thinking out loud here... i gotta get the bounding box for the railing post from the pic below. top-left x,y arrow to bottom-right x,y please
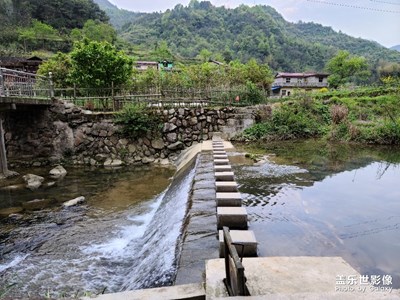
73,83 -> 77,102
48,72 -> 55,99
0,115 -> 9,177
112,81 -> 115,111
0,69 -> 5,97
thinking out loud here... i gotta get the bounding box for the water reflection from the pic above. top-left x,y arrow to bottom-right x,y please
233,140 -> 400,288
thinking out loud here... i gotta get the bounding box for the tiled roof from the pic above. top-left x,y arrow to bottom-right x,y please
275,72 -> 329,78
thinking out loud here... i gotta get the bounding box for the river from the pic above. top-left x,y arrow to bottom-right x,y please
233,140 -> 400,289
1,140 -> 399,297
0,162 -> 195,298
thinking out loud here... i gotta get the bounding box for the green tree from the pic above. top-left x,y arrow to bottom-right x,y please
18,19 -> 61,50
152,40 -> 174,61
326,50 -> 370,88
198,48 -> 212,62
70,39 -> 133,89
37,52 -> 72,88
81,19 -> 116,43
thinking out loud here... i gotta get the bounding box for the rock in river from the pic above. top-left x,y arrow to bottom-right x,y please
63,196 -> 85,208
49,165 -> 67,179
23,174 -> 45,191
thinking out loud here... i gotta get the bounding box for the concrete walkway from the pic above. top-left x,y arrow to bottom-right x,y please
206,257 -> 400,299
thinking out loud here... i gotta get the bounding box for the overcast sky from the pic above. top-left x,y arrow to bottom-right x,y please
108,0 -> 400,48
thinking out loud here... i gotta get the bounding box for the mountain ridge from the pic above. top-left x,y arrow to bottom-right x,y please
391,45 -> 400,52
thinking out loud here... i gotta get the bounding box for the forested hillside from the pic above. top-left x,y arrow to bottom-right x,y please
102,0 -> 399,72
93,0 -> 140,29
0,0 -> 108,54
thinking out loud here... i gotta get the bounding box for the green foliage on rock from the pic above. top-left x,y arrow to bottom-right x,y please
70,39 -> 133,89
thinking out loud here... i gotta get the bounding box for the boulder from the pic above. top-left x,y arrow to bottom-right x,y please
142,157 -> 155,164
163,123 -> 177,133
159,159 -> 170,165
167,141 -> 184,150
23,174 -> 45,191
128,144 -> 137,153
49,165 -> 67,179
104,158 -> 123,167
63,196 -> 85,208
167,133 -> 178,143
151,139 -> 165,150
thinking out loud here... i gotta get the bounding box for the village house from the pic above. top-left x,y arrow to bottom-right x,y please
0,56 -> 43,73
271,72 -> 329,97
135,60 -> 174,71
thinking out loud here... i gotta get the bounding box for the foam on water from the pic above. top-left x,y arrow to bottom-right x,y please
0,254 -> 29,273
82,191 -> 166,256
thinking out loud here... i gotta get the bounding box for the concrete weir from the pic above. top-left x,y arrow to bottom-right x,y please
83,138 -> 400,300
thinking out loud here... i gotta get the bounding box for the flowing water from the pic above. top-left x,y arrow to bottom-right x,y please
233,140 -> 400,289
0,162 -> 195,298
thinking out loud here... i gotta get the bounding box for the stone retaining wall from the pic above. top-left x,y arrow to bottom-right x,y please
4,102 -> 255,167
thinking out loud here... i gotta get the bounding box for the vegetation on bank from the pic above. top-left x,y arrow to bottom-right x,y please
241,86 -> 400,145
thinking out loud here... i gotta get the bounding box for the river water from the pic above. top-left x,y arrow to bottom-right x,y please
1,140 -> 399,297
0,162 -> 195,298
233,140 -> 400,289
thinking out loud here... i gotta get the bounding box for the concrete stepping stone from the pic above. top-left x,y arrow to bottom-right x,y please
215,171 -> 235,181
214,165 -> 232,172
218,230 -> 257,257
214,159 -> 230,165
215,181 -> 238,192
217,207 -> 248,229
213,154 -> 228,159
213,146 -> 225,150
213,150 -> 226,155
216,192 -> 242,207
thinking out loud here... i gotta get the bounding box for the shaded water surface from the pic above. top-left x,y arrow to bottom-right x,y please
233,140 -> 400,288
0,163 -> 196,298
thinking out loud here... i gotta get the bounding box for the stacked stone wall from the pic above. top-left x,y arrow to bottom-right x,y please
4,102 -> 247,167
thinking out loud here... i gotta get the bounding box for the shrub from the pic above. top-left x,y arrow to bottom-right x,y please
330,104 -> 349,124
243,100 -> 326,140
114,104 -> 161,139
355,120 -> 400,144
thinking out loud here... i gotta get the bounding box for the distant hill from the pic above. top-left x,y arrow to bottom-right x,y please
391,45 -> 400,52
102,1 -> 400,72
93,0 -> 140,30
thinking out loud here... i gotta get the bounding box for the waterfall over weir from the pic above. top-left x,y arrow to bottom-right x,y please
0,160 -> 196,297
120,159 -> 196,290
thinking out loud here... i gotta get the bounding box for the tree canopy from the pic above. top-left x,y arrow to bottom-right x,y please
326,50 -> 370,88
70,39 -> 133,89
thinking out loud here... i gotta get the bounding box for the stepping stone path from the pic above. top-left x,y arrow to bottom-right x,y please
212,139 -> 258,258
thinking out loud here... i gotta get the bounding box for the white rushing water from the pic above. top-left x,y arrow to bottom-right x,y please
0,162 -> 196,297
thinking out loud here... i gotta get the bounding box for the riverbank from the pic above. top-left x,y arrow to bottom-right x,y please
238,86 -> 400,145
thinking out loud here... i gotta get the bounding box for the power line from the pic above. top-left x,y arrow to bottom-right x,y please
370,0 -> 400,5
306,0 -> 400,13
